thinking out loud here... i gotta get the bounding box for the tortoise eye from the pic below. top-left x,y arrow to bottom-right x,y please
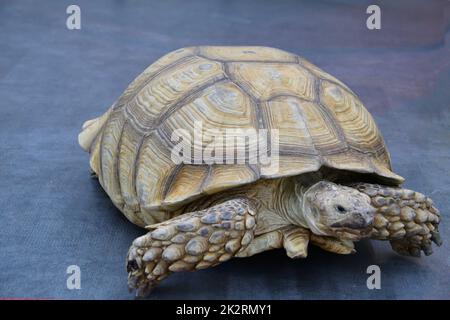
336,205 -> 347,214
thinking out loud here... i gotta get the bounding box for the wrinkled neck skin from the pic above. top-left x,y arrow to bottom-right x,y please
276,177 -> 323,233
276,178 -> 309,228
264,175 -> 334,236
249,176 -> 321,234
181,175 -> 322,235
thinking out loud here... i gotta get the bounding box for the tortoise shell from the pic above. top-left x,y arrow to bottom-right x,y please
80,46 -> 404,227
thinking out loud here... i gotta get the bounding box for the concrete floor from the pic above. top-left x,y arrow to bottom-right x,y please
0,0 -> 449,299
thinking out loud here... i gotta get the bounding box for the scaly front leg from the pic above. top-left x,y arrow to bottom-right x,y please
352,183 -> 442,257
126,198 -> 257,297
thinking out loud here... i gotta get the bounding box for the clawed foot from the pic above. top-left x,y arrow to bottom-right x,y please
126,198 -> 256,297
353,183 -> 442,257
390,230 -> 442,257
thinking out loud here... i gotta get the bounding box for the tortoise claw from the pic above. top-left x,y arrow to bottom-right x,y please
431,230 -> 443,246
356,183 -> 442,257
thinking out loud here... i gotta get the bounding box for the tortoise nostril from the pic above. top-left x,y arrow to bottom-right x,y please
356,212 -> 374,227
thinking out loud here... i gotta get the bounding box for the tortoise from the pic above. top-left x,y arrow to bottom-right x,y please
78,46 -> 442,297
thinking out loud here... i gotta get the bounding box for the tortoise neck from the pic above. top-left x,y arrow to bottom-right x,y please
277,178 -> 310,228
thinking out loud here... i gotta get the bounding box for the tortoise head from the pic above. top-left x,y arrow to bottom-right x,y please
301,181 -> 376,240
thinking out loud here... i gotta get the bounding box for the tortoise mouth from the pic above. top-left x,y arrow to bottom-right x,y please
332,226 -> 373,240
329,211 -> 375,240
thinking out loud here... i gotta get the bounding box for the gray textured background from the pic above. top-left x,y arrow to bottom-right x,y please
0,0 -> 449,299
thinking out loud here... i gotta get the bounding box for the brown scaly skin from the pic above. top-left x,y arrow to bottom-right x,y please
353,183 -> 442,256
127,198 -> 256,297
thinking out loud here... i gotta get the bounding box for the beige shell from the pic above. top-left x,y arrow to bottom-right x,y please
79,46 -> 404,227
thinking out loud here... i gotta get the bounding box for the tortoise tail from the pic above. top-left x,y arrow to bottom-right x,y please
78,107 -> 112,152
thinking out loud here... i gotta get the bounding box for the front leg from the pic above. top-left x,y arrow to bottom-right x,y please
235,230 -> 283,258
126,198 -> 257,297
282,227 -> 356,257
236,226 -> 355,259
236,226 -> 310,258
353,183 -> 442,256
